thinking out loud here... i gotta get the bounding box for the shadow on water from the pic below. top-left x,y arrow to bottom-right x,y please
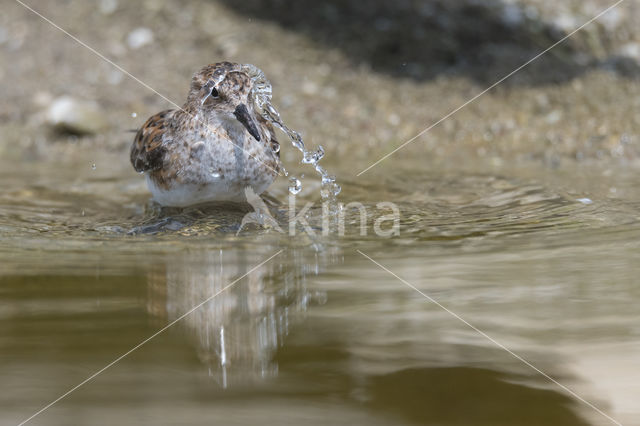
127,202 -> 254,235
274,342 -> 591,425
218,0 -> 640,84
367,367 -> 590,425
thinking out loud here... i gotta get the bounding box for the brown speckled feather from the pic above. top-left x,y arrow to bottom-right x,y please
130,109 -> 174,172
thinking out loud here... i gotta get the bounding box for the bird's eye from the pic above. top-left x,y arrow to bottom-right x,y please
210,87 -> 219,98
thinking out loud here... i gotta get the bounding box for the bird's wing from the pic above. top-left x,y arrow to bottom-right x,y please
130,109 -> 174,173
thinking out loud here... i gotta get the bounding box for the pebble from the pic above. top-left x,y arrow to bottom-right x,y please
618,43 -> 640,62
45,96 -> 107,135
107,69 -> 124,85
552,13 -> 577,32
302,80 -> 319,95
127,27 -> 154,50
99,0 -> 118,15
545,110 -> 562,124
598,7 -> 622,32
501,4 -> 524,28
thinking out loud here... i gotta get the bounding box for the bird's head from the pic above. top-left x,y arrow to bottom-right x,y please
187,62 -> 261,141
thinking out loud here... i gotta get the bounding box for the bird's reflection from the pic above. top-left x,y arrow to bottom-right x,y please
146,246 -> 330,387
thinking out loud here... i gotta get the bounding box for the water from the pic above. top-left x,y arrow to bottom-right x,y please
288,177 -> 302,195
242,64 -> 341,201
1,145 -> 639,425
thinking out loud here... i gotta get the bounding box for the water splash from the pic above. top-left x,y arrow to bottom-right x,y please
242,64 -> 341,202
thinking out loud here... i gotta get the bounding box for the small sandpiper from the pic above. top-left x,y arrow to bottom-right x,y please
130,62 -> 281,207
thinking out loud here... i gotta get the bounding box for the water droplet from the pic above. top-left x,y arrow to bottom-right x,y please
131,112 -> 137,118
321,175 -> 335,185
209,168 -> 221,178
302,146 -> 325,164
288,177 -> 302,195
91,163 -> 96,170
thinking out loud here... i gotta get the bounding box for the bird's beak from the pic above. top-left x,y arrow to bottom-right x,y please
233,104 -> 261,141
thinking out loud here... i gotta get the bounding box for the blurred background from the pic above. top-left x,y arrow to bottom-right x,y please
1,0 -> 639,166
1,1 -> 639,425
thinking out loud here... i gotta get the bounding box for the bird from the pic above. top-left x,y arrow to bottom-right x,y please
130,62 -> 281,207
